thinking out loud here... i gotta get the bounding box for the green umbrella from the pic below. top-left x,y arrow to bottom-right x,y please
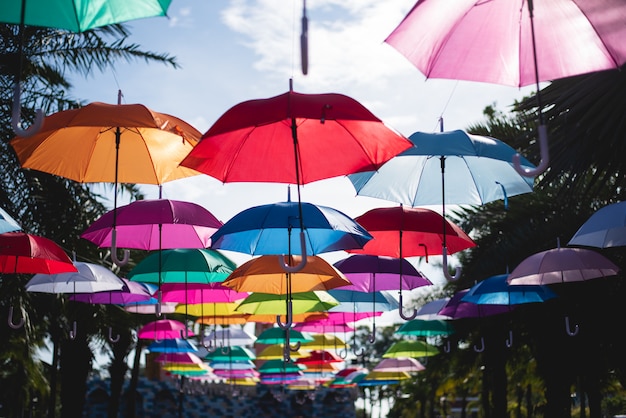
258,359 -> 306,374
204,346 -> 256,362
255,327 -> 314,345
128,248 -> 236,285
383,340 -> 439,359
395,319 -> 455,337
235,290 -> 339,315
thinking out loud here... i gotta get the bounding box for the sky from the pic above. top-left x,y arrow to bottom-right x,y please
68,1 -> 537,293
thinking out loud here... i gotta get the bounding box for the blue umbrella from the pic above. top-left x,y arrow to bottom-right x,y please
327,290 -> 399,313
147,338 -> 198,353
0,206 -> 20,233
210,200 -> 372,257
461,274 -> 557,306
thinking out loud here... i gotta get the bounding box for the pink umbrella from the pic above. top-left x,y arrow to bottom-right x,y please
137,319 -> 195,340
69,278 -> 152,304
81,198 -> 222,251
293,321 -> 354,334
159,282 -> 248,304
373,357 -> 425,373
154,352 -> 204,365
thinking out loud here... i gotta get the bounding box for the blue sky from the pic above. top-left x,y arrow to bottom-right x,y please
68,0 -> 536,286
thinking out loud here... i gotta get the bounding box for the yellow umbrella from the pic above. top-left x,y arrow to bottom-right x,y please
175,302 -> 240,317
300,333 -> 346,351
195,314 -> 250,326
235,291 -> 339,315
256,344 -> 307,360
162,362 -> 211,372
222,255 -> 351,294
246,312 -> 328,324
364,370 -> 412,382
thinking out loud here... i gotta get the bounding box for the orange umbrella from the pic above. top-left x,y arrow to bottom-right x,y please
222,255 -> 351,294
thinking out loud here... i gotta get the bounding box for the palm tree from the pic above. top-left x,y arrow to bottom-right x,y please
1,22 -> 178,417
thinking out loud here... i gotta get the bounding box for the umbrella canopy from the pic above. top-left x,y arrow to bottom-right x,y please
222,254 -> 351,294
209,359 -> 256,370
81,199 -> 222,250
373,357 -> 425,373
296,350 -> 344,366
507,247 -> 620,285
359,370 -> 411,385
439,290 -> 511,319
154,352 -> 204,365
256,344 -> 307,361
147,338 -> 198,353
69,278 -> 152,304
210,200 -> 372,256
414,298 -> 452,321
348,130 -> 535,207
10,101 -> 201,185
347,206 -> 476,258
384,0 -> 626,88
396,319 -> 455,337
328,290 -> 398,313
235,291 -> 339,316
137,319 -> 195,340
2,0 -> 171,32
203,327 -> 256,347
568,201 -> 626,248
128,248 -> 236,284
462,274 -> 558,306
179,84 -> 412,185
0,232 -> 76,274
333,254 -> 432,292
258,359 -> 306,374
293,321 -> 354,334
0,207 -> 20,234
255,328 -> 313,345
300,334 -> 346,351
383,340 -> 439,359
204,346 -> 256,362
26,261 -> 124,294
175,302 -> 240,317
160,282 -> 248,304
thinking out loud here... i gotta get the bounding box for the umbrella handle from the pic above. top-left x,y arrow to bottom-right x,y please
110,230 -> 130,267
368,330 -> 376,344
276,298 -> 294,330
353,346 -> 366,357
505,330 -> 513,348
69,321 -> 77,340
300,0 -> 308,75
473,337 -> 485,353
108,327 -> 120,343
443,340 -> 451,353
337,346 -> 348,359
7,306 -> 25,329
565,316 -> 579,336
12,83 -> 44,137
398,293 -> 417,321
279,232 -> 307,273
289,341 -> 301,352
513,124 -> 549,177
442,247 -> 462,281
221,346 -> 231,355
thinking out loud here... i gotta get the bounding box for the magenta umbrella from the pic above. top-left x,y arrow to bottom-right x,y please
159,282 -> 248,304
137,319 -> 195,340
81,198 -> 222,250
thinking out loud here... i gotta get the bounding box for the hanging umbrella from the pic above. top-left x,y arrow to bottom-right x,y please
4,1 -> 172,136
0,207 -> 21,234
68,278 -> 152,304
568,201 -> 626,248
25,261 -> 124,294
174,302 -> 240,317
373,357 -> 425,374
81,199 -> 222,250
202,326 -> 256,348
383,340 -> 439,359
328,290 -> 398,313
154,352 -> 204,365
258,360 -> 306,375
358,370 -> 412,386
160,282 -> 248,304
204,346 -> 256,362
147,338 -> 198,354
137,319 -> 195,341
222,254 -> 351,294
235,291 -> 340,319
414,298 -> 452,321
0,231 -> 77,274
293,321 -> 354,334
256,344 -> 307,361
396,319 -> 455,337
346,205 -> 475,317
11,97 -> 202,266
384,1 -> 626,177
255,327 -> 314,345
439,290 -> 511,320
300,334 -> 347,351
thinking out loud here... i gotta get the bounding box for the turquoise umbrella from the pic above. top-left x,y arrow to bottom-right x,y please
396,319 -> 455,337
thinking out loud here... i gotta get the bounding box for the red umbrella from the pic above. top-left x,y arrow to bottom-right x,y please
347,206 -> 475,319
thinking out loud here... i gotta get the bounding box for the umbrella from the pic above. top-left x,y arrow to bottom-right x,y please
204,346 -> 256,362
568,201 -> 626,248
137,319 -> 195,341
258,360 -> 306,375
414,298 -> 452,321
236,291 -> 339,316
11,97 -> 202,266
384,1 -> 626,177
255,327 -> 313,345
68,278 -> 152,305
256,344 -> 307,361
396,319 -> 455,337
328,290 -> 398,313
0,207 -> 20,233
81,199 -> 222,250
154,352 -> 204,365
296,350 -> 343,366
0,231 -> 76,275
221,254 -> 351,294
26,261 -> 124,294
300,334 -> 346,351
4,1 -> 172,136
507,246 -> 620,335
347,206 -> 475,317
373,357 -> 425,373
202,326 -> 256,349
383,340 -> 439,359
439,290 -> 511,320
147,338 -> 198,354
160,282 -> 248,304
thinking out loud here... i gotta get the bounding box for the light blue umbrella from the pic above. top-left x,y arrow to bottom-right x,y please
461,274 -> 557,306
327,290 -> 398,313
0,207 -> 20,233
348,129 -> 535,208
568,201 -> 626,248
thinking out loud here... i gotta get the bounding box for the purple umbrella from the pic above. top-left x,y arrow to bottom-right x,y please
69,278 -> 152,304
81,198 -> 223,251
439,289 -> 511,320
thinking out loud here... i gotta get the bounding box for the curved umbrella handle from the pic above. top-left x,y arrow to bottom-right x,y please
12,83 -> 44,137
155,290 -> 163,318
443,340 -> 451,353
289,341 -> 301,352
279,232 -> 307,273
69,321 -> 77,340
110,230 -> 130,267
419,244 -> 428,263
398,292 -> 417,321
276,298 -> 294,330
300,0 -> 308,75
565,316 -> 579,336
337,346 -> 348,359
7,306 -> 25,329
442,247 -> 462,281
505,330 -> 513,348
108,327 -> 120,343
353,346 -> 366,357
368,331 -> 376,344
513,124 -> 549,177
473,337 -> 485,353
221,346 -> 231,355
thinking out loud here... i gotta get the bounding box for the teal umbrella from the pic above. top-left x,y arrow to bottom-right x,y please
395,319 -> 455,337
204,346 -> 256,362
258,359 -> 306,374
255,327 -> 314,345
